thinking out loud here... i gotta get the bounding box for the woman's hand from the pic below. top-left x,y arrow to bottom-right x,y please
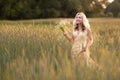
82,46 -> 88,52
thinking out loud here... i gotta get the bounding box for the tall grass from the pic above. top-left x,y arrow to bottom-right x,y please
0,18 -> 120,80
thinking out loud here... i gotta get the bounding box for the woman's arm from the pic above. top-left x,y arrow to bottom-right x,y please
85,28 -> 93,50
63,31 -> 74,43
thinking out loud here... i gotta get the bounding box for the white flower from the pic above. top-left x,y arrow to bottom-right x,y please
55,19 -> 70,32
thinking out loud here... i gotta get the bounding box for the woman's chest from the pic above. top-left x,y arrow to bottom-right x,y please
73,30 -> 87,38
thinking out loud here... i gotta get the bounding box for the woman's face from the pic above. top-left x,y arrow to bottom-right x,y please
75,14 -> 83,24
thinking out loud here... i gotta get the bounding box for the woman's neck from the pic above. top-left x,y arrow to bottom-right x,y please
77,24 -> 82,30
75,23 -> 85,32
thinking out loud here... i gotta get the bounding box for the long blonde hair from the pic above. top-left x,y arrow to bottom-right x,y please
73,12 -> 90,31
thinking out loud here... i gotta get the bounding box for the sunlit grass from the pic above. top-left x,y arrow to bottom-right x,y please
0,18 -> 120,80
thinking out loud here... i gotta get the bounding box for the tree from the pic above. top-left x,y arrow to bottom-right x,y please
39,0 -> 61,18
58,0 -> 83,17
80,0 -> 107,17
0,0 -> 113,19
0,0 -> 41,19
105,0 -> 120,17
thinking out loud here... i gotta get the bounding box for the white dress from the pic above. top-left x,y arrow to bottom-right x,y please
71,29 -> 99,69
71,29 -> 87,56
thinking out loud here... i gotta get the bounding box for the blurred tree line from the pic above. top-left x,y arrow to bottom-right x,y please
105,0 -> 120,17
0,0 -> 119,20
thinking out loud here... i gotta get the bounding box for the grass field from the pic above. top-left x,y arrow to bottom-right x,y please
0,18 -> 120,80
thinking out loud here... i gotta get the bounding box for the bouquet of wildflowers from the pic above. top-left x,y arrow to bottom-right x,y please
56,20 -> 70,32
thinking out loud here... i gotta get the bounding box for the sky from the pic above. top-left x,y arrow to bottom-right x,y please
109,0 -> 114,3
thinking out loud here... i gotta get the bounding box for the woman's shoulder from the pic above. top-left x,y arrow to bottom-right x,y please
86,27 -> 91,31
86,27 -> 92,35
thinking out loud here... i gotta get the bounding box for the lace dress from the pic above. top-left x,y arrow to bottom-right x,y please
71,29 -> 99,69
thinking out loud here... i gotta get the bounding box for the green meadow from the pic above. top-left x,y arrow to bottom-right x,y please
0,18 -> 120,80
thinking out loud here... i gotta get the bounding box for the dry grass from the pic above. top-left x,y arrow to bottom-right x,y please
0,18 -> 120,80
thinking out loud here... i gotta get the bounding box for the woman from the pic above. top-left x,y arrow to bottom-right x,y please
63,12 -> 99,70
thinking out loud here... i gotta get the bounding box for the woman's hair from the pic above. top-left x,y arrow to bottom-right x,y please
73,12 -> 90,31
